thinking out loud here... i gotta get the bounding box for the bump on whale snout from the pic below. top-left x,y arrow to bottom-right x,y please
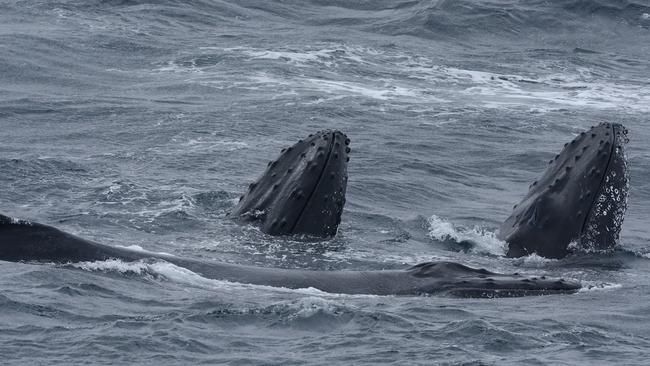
231,130 -> 350,238
499,123 -> 629,258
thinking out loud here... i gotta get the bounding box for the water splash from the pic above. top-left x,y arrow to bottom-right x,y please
510,253 -> 558,268
70,259 -> 157,276
578,282 -> 622,292
427,215 -> 506,256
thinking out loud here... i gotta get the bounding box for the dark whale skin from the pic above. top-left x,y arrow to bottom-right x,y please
500,123 -> 629,259
231,130 -> 349,238
0,215 -> 580,298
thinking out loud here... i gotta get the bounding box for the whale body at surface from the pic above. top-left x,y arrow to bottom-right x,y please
0,214 -> 580,297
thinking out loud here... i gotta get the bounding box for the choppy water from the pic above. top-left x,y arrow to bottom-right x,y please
1,1 -> 650,364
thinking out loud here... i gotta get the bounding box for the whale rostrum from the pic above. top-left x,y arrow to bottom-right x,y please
499,123 -> 629,258
231,130 -> 349,238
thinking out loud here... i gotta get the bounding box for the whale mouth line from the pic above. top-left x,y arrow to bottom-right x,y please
500,122 -> 629,259
290,133 -> 335,234
231,129 -> 349,237
580,124 -> 617,237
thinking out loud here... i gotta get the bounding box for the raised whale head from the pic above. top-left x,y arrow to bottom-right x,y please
499,123 -> 629,258
231,130 -> 349,238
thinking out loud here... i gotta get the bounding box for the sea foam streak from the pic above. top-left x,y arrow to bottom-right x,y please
158,44 -> 650,112
68,259 -> 381,298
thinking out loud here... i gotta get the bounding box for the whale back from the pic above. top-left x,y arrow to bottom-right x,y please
0,214 -> 581,297
0,214 -> 144,263
499,123 -> 629,258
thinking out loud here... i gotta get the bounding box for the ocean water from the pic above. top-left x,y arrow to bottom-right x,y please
1,0 -> 650,364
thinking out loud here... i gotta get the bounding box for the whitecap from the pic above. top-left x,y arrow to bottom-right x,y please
578,282 -> 622,293
69,259 -> 381,298
427,215 -> 506,256
510,253 -> 558,268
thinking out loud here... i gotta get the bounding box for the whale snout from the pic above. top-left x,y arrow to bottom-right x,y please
232,130 -> 350,238
500,123 -> 629,258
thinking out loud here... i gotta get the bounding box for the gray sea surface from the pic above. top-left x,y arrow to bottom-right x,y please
1,0 -> 650,364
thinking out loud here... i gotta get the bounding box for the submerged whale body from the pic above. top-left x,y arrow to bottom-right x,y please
499,123 -> 629,259
231,130 -> 349,238
0,214 -> 580,297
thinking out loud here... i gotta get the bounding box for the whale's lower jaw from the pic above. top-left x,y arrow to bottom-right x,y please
0,214 -> 580,297
500,123 -> 629,259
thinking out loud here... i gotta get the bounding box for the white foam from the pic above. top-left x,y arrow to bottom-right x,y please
578,282 -> 622,293
70,259 -> 259,290
113,245 -> 175,257
510,253 -> 558,268
228,48 -> 328,66
304,78 -> 419,100
288,297 -> 351,319
69,259 -> 382,298
246,72 -> 431,102
183,138 -> 248,151
153,60 -> 205,74
115,244 -> 145,252
217,45 -> 378,68
427,215 -> 506,256
155,43 -> 650,112
99,180 -> 148,205
127,193 -> 195,222
71,259 -> 153,275
399,59 -> 650,112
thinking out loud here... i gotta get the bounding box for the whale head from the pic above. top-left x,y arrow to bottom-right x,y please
499,123 -> 629,258
408,262 -> 581,297
231,130 -> 349,238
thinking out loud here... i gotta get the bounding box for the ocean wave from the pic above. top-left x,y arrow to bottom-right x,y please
0,157 -> 90,176
359,0 -> 650,39
155,43 -> 650,112
8,0 -> 650,44
68,258 -> 385,298
563,0 -> 650,25
199,296 -> 355,323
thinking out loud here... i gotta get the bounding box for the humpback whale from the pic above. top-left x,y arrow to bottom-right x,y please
0,214 -> 579,297
499,123 -> 629,258
0,129 -> 590,297
231,130 -> 349,238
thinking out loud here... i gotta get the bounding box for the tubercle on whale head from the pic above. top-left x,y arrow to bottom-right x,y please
231,130 -> 350,238
499,123 -> 629,259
